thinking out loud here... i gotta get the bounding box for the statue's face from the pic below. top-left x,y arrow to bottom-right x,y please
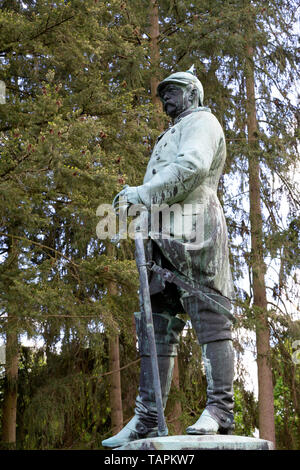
160,83 -> 197,119
160,84 -> 185,119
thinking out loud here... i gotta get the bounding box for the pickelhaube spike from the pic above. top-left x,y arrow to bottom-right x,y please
186,65 -> 196,76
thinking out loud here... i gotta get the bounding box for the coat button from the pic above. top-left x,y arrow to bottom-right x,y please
156,156 -> 160,160
152,169 -> 156,174
171,128 -> 175,133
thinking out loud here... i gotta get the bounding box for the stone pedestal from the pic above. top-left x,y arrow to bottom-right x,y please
117,435 -> 274,451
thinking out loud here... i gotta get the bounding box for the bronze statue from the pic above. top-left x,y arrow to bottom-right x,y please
102,66 -> 235,448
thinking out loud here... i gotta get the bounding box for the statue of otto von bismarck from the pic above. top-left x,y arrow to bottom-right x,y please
102,66 -> 235,448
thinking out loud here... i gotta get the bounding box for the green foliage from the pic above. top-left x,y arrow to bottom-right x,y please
233,383 -> 257,436
272,338 -> 300,450
14,343 -> 108,449
0,0 -> 151,344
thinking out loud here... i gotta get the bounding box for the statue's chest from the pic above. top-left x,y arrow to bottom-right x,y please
144,126 -> 181,182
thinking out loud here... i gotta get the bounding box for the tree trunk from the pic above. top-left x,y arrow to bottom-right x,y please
1,326 -> 19,447
149,0 -> 163,130
1,232 -> 19,448
108,334 -> 123,434
107,244 -> 123,434
245,44 -> 276,446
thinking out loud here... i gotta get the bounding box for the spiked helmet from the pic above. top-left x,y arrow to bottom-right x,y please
157,65 -> 204,106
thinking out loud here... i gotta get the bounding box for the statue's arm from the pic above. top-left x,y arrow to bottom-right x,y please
136,114 -> 220,207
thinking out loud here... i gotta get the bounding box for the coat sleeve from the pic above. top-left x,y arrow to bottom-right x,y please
136,112 -> 221,208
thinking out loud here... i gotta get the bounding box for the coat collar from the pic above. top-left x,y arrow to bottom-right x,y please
173,106 -> 211,124
155,106 -> 211,143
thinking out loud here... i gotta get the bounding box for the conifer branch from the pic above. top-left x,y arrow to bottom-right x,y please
28,15 -> 76,41
0,232 -> 79,268
94,358 -> 141,379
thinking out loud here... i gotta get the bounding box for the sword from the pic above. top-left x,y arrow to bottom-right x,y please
134,230 -> 168,437
111,192 -> 168,437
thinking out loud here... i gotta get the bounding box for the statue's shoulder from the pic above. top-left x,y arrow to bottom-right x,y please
184,107 -> 217,123
198,106 -> 212,113
183,107 -> 223,132
194,107 -> 218,121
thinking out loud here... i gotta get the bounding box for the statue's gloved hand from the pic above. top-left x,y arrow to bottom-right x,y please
112,185 -> 142,215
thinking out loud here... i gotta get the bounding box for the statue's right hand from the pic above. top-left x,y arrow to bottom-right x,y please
112,185 -> 129,215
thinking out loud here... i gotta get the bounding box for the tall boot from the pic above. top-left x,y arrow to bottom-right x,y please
186,339 -> 235,435
181,294 -> 235,435
101,312 -> 185,448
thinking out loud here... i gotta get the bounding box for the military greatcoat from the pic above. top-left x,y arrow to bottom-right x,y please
134,106 -> 234,301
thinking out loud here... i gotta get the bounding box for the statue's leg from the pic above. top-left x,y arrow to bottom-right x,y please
101,311 -> 185,448
181,294 -> 235,435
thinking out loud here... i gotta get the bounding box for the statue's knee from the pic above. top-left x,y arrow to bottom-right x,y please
134,311 -> 185,356
181,295 -> 233,345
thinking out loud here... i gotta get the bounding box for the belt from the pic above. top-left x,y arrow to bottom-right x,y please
144,261 -> 236,324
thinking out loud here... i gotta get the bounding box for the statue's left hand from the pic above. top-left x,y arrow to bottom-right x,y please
112,185 -> 141,215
